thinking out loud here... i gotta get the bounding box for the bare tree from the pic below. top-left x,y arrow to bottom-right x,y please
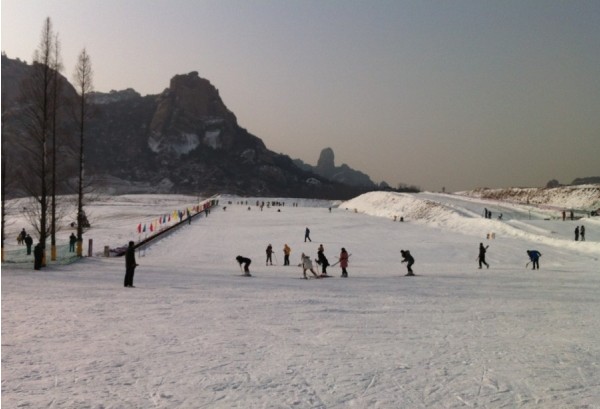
17,17 -> 57,266
73,48 -> 93,257
50,33 -> 63,261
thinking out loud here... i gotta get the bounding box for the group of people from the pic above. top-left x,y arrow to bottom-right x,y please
574,225 -> 586,241
236,243 -> 351,279
480,243 -> 544,270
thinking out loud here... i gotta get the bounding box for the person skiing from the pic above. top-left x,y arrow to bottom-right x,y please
124,241 -> 138,287
574,226 -> 579,241
317,244 -> 330,276
400,250 -> 415,276
301,253 -> 319,279
478,243 -> 489,269
283,244 -> 291,266
526,250 -> 542,270
266,244 -> 274,265
580,225 -> 585,241
236,255 -> 252,276
69,233 -> 77,253
339,247 -> 349,277
304,227 -> 311,242
24,234 -> 33,255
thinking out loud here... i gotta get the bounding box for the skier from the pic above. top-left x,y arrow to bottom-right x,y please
124,241 -> 138,287
478,243 -> 489,269
339,247 -> 349,277
266,244 -> 273,265
283,244 -> 291,266
574,226 -> 579,241
580,225 -> 585,241
301,253 -> 319,279
526,250 -> 542,270
317,244 -> 330,276
24,234 -> 33,255
400,250 -> 415,276
236,255 -> 252,276
304,227 -> 312,242
69,233 -> 77,252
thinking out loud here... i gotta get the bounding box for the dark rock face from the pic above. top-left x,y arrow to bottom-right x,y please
297,148 -> 377,189
2,56 -> 368,199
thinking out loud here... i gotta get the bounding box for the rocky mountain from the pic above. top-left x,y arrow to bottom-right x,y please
1,55 -> 369,199
294,147 -> 378,189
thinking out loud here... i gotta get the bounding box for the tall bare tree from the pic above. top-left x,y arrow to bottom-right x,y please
18,17 -> 57,266
73,48 -> 93,257
50,33 -> 63,261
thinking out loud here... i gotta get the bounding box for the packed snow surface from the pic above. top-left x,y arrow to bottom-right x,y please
2,191 -> 599,408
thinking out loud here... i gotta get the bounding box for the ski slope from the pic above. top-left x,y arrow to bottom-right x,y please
2,191 -> 599,408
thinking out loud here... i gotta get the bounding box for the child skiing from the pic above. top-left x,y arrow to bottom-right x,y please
317,244 -> 330,276
526,250 -> 542,270
301,253 -> 319,279
400,249 -> 415,276
236,256 -> 252,276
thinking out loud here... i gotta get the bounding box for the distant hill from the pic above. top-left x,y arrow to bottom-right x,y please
1,55 -> 371,199
293,147 -> 378,189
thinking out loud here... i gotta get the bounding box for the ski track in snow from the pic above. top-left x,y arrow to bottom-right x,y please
2,192 -> 600,408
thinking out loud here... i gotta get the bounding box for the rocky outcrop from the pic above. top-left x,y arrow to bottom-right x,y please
2,56 -> 368,199
296,147 -> 377,188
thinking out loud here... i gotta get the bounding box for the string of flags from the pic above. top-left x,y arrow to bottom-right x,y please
135,199 -> 217,235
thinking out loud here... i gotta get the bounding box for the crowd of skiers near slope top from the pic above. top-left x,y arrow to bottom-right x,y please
237,241 -> 351,279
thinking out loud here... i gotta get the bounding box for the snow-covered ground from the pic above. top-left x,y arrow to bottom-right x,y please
2,191 -> 599,408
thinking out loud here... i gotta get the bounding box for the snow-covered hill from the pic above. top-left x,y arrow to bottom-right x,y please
2,191 -> 599,408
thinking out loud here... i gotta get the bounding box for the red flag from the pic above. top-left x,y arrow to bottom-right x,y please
137,223 -> 141,233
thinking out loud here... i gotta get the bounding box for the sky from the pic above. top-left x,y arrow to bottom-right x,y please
2,0 -> 599,192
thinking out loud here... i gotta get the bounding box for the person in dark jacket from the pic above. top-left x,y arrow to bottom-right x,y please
580,225 -> 585,241
317,244 -> 330,276
478,243 -> 489,269
236,255 -> 252,276
339,248 -> 349,277
124,241 -> 138,287
33,242 -> 43,270
69,233 -> 77,252
400,250 -> 415,276
304,227 -> 312,242
574,226 -> 579,241
24,234 -> 34,255
266,244 -> 273,265
526,250 -> 542,270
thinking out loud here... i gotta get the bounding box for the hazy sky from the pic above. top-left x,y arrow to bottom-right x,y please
2,0 -> 599,191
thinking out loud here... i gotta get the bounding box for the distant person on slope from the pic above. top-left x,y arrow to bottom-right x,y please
478,243 -> 489,269
301,253 -> 319,279
526,250 -> 542,270
236,256 -> 252,276
304,227 -> 312,242
266,244 -> 274,265
283,244 -> 291,266
574,226 -> 580,241
339,248 -> 349,277
580,225 -> 585,241
400,250 -> 415,276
